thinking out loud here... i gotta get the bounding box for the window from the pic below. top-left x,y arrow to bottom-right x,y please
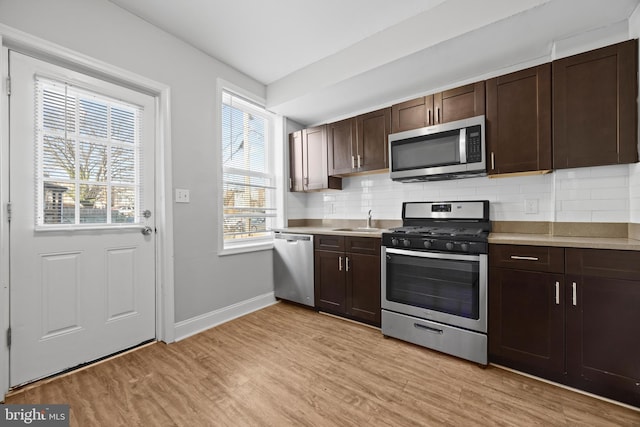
220,90 -> 275,250
35,77 -> 142,227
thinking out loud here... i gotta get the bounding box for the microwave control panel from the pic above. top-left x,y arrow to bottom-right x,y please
466,126 -> 482,163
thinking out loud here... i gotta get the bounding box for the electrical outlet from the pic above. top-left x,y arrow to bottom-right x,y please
524,199 -> 538,214
175,188 -> 190,203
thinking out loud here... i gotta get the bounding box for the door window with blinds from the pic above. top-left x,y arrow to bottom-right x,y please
221,90 -> 275,247
35,77 -> 143,227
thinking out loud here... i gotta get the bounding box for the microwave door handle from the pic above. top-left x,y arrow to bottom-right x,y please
459,128 -> 467,163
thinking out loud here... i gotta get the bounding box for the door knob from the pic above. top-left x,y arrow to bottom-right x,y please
141,226 -> 153,236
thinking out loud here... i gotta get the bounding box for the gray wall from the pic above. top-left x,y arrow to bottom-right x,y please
0,0 -> 274,323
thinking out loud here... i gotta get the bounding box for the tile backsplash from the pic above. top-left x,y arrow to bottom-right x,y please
631,163 -> 640,223
288,163 -> 637,223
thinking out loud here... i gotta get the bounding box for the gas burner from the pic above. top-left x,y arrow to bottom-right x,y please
431,227 -> 486,237
383,201 -> 491,254
390,226 -> 487,238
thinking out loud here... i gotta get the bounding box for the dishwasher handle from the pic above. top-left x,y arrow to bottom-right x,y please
274,233 -> 312,242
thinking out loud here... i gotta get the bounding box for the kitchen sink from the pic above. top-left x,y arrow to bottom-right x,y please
332,227 -> 381,233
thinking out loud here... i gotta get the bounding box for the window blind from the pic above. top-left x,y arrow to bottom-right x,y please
221,91 -> 275,244
35,77 -> 143,227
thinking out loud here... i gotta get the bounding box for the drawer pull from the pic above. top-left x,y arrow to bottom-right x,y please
572,282 -> 577,306
414,323 -> 443,334
510,255 -> 539,261
554,281 -> 560,305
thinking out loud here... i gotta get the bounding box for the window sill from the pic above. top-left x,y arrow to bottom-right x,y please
219,240 -> 274,256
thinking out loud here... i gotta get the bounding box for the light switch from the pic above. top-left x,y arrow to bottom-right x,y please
175,188 -> 190,203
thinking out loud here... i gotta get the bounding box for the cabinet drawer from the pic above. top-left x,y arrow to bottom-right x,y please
345,237 -> 381,255
566,248 -> 640,280
490,244 -> 564,273
314,235 -> 345,251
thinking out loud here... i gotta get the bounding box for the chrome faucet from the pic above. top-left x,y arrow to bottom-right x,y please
366,209 -> 373,229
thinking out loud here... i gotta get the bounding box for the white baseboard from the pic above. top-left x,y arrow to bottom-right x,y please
173,292 -> 277,341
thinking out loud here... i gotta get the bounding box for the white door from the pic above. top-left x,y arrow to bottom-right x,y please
8,51 -> 156,387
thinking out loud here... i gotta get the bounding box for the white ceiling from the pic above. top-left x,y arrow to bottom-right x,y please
109,0 -> 640,125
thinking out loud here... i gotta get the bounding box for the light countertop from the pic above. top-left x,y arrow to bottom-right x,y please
488,233 -> 640,251
275,226 -> 640,251
274,226 -> 386,238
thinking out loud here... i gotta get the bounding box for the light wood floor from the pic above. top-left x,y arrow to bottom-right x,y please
6,302 -> 640,426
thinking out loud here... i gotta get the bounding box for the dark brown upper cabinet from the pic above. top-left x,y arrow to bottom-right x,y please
553,39 -> 638,169
328,107 -> 391,176
289,125 -> 342,192
289,130 -> 304,192
486,64 -> 552,176
327,118 -> 356,176
391,82 -> 485,134
434,81 -> 485,124
391,95 -> 435,133
356,108 -> 391,172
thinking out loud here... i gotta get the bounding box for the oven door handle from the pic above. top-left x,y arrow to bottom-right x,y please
414,323 -> 444,334
384,247 -> 482,262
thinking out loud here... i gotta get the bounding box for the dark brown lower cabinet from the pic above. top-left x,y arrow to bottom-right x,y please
565,248 -> 640,407
314,235 -> 381,326
489,245 -> 640,408
314,249 -> 347,313
346,252 -> 380,325
489,268 -> 565,380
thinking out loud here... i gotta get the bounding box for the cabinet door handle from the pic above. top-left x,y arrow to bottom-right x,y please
357,155 -> 361,169
555,281 -> 560,305
427,109 -> 432,126
339,256 -> 343,271
351,156 -> 355,169
510,255 -> 539,261
572,282 -> 577,306
491,152 -> 495,170
436,107 -> 441,124
345,256 -> 350,272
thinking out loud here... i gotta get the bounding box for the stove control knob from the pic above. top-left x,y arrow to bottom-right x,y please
460,242 -> 470,252
391,238 -> 399,246
445,242 -> 455,251
423,240 -> 433,249
402,239 -> 411,247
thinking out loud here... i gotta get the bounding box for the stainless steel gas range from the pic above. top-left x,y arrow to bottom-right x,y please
381,200 -> 490,365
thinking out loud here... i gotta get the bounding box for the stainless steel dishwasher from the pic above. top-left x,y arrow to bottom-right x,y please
273,232 -> 314,307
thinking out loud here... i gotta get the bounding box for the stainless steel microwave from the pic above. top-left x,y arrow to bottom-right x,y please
389,115 -> 486,182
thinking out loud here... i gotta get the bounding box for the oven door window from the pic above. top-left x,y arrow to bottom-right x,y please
386,252 -> 479,319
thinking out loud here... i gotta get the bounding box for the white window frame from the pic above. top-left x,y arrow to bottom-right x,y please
217,80 -> 278,255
